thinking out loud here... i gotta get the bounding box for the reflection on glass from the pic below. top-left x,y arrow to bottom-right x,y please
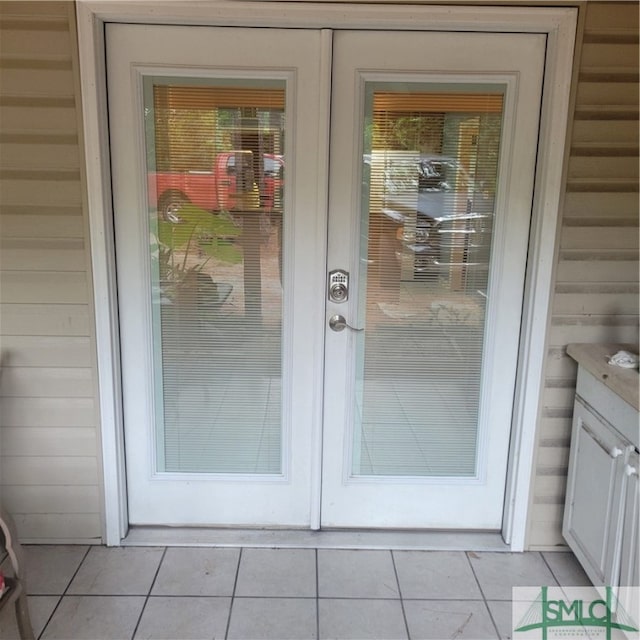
354,85 -> 504,477
144,79 -> 286,474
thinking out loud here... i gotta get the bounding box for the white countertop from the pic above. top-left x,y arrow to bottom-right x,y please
567,343 -> 639,412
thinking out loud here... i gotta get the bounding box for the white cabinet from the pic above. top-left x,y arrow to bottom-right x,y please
620,449 -> 639,589
563,398 -> 634,585
563,344 -> 639,588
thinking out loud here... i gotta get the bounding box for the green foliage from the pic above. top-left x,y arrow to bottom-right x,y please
370,113 -> 445,152
155,204 -> 242,297
391,115 -> 444,152
158,204 -> 239,253
153,108 -> 223,172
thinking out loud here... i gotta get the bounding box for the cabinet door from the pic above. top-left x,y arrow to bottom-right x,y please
563,399 -> 632,586
620,449 -> 639,588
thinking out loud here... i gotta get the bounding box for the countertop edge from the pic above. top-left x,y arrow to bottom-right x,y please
566,343 -> 639,412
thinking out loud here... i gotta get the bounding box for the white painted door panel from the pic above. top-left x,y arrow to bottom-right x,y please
107,24 -> 327,526
321,30 -> 545,529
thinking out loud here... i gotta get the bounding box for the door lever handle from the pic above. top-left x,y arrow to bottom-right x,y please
329,314 -> 364,332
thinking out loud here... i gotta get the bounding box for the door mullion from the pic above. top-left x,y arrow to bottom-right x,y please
310,28 -> 334,531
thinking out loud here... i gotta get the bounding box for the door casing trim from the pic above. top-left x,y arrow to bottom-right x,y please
75,1 -> 577,549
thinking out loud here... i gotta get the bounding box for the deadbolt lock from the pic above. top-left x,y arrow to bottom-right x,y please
328,270 -> 349,303
330,282 -> 348,302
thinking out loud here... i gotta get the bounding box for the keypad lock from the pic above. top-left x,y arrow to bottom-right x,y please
328,269 -> 349,303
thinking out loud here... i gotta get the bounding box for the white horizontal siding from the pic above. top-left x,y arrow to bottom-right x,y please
0,397 -> 95,428
0,306 -> 90,337
556,259 -> 638,283
536,446 -> 571,470
563,192 -> 639,217
560,226 -> 639,250
0,67 -> 75,96
0,28 -> 73,56
0,1 -> 69,17
580,43 -> 639,68
8,514 -> 101,542
542,386 -> 575,410
572,120 -> 638,143
1,427 -> 97,456
567,156 -> 638,180
1,213 -> 84,238
538,416 -> 572,443
583,2 -> 639,28
534,475 -> 567,500
0,367 -> 94,397
0,104 -> 78,131
552,291 -> 639,315
576,82 -> 639,106
528,1 -> 639,550
547,318 -> 638,346
529,504 -> 567,549
1,178 -> 83,207
544,347 -> 578,376
0,456 -> 98,486
0,142 -> 80,170
0,0 -> 101,542
2,485 -> 100,515
0,337 -> 92,367
1,238 -> 86,271
0,272 -> 88,304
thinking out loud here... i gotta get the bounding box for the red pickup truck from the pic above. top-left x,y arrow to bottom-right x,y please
148,150 -> 284,220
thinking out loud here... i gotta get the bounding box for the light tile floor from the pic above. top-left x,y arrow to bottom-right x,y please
0,546 -> 591,640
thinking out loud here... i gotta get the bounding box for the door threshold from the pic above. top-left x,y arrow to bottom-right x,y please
122,526 -> 509,551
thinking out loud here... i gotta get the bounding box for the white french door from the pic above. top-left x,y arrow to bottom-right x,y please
107,24 -> 328,526
321,31 -> 544,529
107,24 -> 544,529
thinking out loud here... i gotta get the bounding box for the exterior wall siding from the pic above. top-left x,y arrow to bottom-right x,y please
528,0 -> 639,549
0,1 -> 637,547
0,1 -> 102,542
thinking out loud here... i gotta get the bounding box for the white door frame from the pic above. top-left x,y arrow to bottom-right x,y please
76,0 -> 577,549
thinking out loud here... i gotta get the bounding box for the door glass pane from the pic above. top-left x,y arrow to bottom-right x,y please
144,78 -> 285,474
354,83 -> 504,477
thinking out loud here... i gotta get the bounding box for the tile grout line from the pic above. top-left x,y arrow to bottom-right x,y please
539,550 -> 578,613
390,550 -> 411,640
37,545 -> 92,640
137,593 -> 316,599
480,594 -> 503,639
223,547 -> 243,640
129,546 -> 168,640
539,551 -> 563,588
315,548 -> 320,640
535,550 -> 560,589
464,551 -> 502,640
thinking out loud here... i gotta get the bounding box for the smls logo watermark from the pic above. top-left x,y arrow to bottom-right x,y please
512,587 -> 640,640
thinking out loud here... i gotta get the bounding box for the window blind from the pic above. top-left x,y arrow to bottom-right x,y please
353,85 -> 504,477
144,79 -> 286,474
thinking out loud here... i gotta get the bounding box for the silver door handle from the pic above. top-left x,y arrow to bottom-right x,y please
329,314 -> 364,332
